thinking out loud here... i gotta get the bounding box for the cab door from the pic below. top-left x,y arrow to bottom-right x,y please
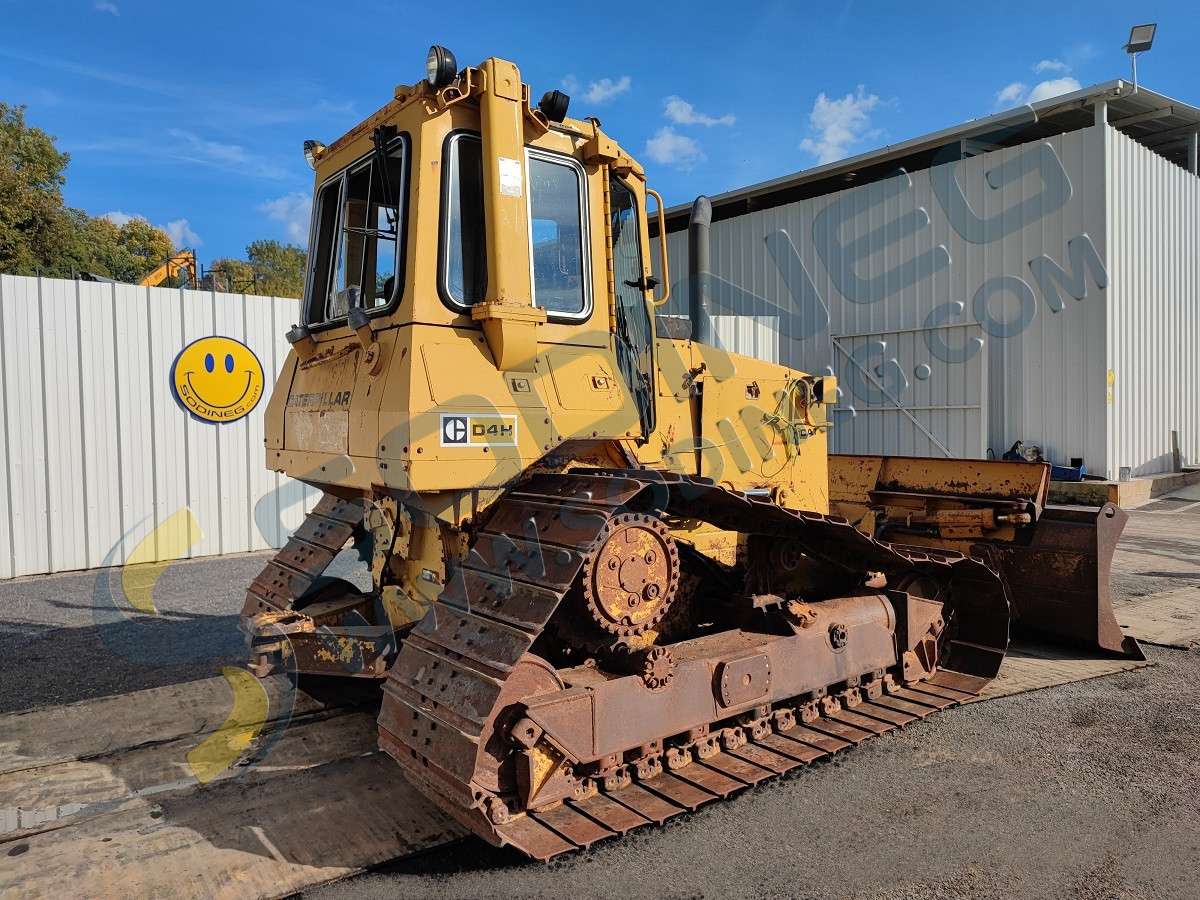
607,175 -> 656,438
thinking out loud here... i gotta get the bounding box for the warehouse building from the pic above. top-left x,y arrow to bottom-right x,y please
657,80 -> 1200,479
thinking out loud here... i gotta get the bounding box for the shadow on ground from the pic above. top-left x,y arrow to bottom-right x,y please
0,554 -> 266,712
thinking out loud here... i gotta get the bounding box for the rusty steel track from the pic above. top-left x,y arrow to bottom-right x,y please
489,667 -> 979,860
243,494 -> 365,618
378,469 -> 1011,859
239,494 -> 397,677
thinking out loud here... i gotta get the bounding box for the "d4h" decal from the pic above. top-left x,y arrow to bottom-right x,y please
439,413 -> 519,448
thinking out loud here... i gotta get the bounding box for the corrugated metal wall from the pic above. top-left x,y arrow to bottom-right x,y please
660,127 -> 1110,469
1107,129 -> 1200,476
0,275 -> 316,578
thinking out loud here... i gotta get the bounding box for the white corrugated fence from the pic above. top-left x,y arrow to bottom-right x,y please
0,275 -> 316,578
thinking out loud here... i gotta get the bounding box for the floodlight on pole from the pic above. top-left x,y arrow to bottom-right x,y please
1124,23 -> 1157,91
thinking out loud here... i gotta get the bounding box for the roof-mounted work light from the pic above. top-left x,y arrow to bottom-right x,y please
425,45 -> 458,90
303,140 -> 325,170
1124,23 -> 1157,90
538,90 -> 570,123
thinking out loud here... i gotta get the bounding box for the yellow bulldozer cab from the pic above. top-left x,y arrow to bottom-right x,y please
263,52 -> 836,519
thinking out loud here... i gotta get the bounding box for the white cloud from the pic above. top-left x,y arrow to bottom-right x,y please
664,96 -> 735,127
560,74 -> 631,104
167,129 -> 248,166
995,82 -> 1028,106
165,218 -> 201,248
164,128 -> 286,179
584,76 -> 631,104
994,76 -> 1082,109
94,1 -> 119,15
995,56 -> 1082,110
798,86 -> 881,164
1033,59 -> 1069,74
0,47 -> 356,131
1068,42 -> 1099,64
102,210 -> 201,247
70,132 -> 288,179
260,192 -> 312,244
1026,77 -> 1082,103
643,126 -> 704,170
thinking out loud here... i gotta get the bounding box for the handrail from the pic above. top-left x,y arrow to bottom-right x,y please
645,187 -> 671,307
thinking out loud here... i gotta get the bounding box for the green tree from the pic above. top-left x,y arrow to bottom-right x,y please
109,217 -> 175,282
0,103 -> 72,276
246,239 -> 306,297
208,240 -> 306,296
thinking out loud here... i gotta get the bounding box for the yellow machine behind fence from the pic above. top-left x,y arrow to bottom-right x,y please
140,249 -> 198,289
239,47 -> 1136,860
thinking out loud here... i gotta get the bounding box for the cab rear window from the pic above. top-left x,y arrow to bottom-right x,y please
527,149 -> 589,318
440,137 -> 591,321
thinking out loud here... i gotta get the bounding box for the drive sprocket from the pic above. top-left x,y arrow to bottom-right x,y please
581,511 -> 680,639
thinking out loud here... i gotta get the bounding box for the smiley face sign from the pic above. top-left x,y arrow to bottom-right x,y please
170,336 -> 265,423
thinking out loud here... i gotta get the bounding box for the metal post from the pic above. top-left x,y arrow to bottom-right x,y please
1131,52 -> 1139,91
1094,99 -> 1108,127
1189,130 -> 1199,175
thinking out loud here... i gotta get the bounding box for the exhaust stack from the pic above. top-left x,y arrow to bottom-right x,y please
688,196 -> 713,346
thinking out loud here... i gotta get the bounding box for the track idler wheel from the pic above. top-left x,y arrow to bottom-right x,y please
581,512 -> 680,639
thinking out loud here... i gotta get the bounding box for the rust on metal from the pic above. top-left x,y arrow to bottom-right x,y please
375,469 -> 1011,861
830,454 -> 1140,660
581,511 -> 680,639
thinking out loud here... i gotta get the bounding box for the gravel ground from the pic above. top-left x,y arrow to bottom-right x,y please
1,499 -> 1196,897
307,643 -> 1200,900
0,552 -> 267,712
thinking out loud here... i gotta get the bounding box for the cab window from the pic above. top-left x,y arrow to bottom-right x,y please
441,133 -> 486,306
305,135 -> 407,324
527,150 -> 589,318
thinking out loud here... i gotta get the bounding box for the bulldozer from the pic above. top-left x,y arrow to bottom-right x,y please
240,47 -> 1137,860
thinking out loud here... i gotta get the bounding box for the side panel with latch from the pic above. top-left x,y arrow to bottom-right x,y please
694,351 -> 834,512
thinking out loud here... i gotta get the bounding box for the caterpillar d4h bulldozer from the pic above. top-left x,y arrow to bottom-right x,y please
240,47 -> 1138,860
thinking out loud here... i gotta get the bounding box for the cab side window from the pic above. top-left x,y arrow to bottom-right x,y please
305,137 -> 407,325
610,177 -> 654,436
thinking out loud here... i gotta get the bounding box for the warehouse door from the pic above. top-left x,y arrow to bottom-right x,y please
828,323 -> 987,459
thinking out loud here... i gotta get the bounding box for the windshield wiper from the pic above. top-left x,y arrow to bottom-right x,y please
372,125 -> 399,228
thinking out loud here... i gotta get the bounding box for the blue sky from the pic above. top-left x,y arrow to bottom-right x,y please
2,1 -> 1196,265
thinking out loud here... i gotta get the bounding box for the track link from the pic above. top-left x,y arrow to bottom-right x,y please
378,469 -> 1011,859
242,493 -> 365,618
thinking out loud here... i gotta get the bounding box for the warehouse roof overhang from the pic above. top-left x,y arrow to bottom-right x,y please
662,80 -> 1200,232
